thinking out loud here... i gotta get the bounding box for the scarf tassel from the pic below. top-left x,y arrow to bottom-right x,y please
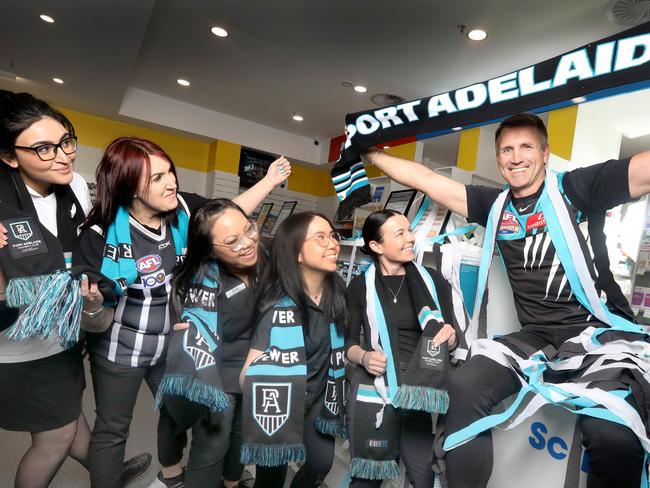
392,384 -> 449,414
350,458 -> 400,480
313,416 -> 348,439
5,275 -> 49,307
154,374 -> 231,412
5,271 -> 82,347
240,442 -> 306,467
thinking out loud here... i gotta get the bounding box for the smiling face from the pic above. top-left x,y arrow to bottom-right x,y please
211,207 -> 259,271
496,125 -> 549,198
369,214 -> 415,265
133,154 -> 178,215
3,116 -> 75,195
298,216 -> 340,273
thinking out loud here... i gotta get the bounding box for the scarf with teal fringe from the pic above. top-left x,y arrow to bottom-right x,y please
154,262 -> 231,429
349,261 -> 448,480
0,166 -> 91,344
241,296 -> 346,467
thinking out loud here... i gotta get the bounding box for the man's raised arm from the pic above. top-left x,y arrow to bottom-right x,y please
628,150 -> 650,199
363,148 -> 469,218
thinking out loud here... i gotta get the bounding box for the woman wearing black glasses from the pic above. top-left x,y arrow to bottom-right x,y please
163,198 -> 269,488
0,90 -> 99,487
72,136 -> 290,488
239,212 -> 348,488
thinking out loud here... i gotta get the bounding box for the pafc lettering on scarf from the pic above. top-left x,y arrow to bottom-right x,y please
331,349 -> 345,369
267,347 -> 300,365
104,243 -> 132,262
343,30 -> 650,146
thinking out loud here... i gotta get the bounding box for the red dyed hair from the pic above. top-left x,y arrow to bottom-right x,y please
83,136 -> 179,231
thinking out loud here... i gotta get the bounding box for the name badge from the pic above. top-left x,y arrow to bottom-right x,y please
2,217 -> 49,259
225,282 -> 247,299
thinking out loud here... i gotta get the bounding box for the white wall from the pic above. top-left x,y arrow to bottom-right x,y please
570,104 -> 622,168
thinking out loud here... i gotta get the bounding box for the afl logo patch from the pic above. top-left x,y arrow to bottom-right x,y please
136,254 -> 162,273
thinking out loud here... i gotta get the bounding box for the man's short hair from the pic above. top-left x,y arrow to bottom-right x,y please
494,113 -> 548,151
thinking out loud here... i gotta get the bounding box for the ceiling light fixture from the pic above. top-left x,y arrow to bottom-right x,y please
467,29 -> 488,41
383,145 -> 390,149
354,85 -> 368,93
452,126 -> 462,131
572,96 -> 587,104
292,113 -> 304,122
211,26 -> 229,38
177,79 -> 190,86
52,77 -> 64,84
40,14 -> 54,23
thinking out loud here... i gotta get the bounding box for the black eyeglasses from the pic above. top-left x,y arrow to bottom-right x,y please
305,231 -> 341,248
15,136 -> 78,161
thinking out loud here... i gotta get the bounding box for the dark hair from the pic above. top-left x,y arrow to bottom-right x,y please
0,90 -> 75,160
494,112 -> 548,151
83,136 -> 179,231
257,211 -> 348,334
172,199 -> 266,309
360,209 -> 402,259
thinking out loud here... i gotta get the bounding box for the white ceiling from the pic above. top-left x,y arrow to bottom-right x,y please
0,0 -> 643,150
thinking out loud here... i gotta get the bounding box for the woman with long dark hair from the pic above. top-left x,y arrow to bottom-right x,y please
157,198 -> 268,488
240,212 -> 348,488
72,136 -> 289,488
345,209 -> 456,488
0,90 -> 152,487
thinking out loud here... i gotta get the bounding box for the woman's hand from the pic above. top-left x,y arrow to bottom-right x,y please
433,323 -> 457,349
80,274 -> 103,313
264,156 -> 292,187
0,223 -> 7,248
362,350 -> 388,376
173,322 -> 189,331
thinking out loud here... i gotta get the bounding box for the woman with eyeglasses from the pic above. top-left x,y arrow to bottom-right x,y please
72,136 -> 290,488
239,212 -> 348,488
159,198 -> 268,488
0,90 -> 139,487
345,210 -> 456,488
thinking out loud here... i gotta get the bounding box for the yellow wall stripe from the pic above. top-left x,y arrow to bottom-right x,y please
288,164 -> 335,197
547,105 -> 578,161
456,128 -> 480,171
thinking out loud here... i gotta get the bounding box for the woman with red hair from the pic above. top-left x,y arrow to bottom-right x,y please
73,136 -> 290,488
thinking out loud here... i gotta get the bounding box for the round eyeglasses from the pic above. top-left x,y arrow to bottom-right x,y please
305,231 -> 341,248
14,136 -> 78,161
213,221 -> 259,252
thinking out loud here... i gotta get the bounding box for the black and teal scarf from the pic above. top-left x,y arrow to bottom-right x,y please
240,297 -> 346,467
154,262 -> 231,428
330,22 -> 650,216
99,205 -> 189,298
0,165 -> 92,343
349,261 -> 448,480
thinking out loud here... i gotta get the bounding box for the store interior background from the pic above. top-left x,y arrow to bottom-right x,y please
1,0 -> 650,486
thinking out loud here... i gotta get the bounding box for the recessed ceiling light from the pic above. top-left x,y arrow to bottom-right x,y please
452,126 -> 462,131
177,79 -> 190,86
354,85 -> 368,93
467,29 -> 488,41
292,114 -> 304,122
52,77 -> 64,84
211,26 -> 229,38
572,96 -> 587,104
40,14 -> 54,23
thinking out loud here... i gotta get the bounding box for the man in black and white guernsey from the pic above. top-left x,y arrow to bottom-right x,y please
362,113 -> 650,488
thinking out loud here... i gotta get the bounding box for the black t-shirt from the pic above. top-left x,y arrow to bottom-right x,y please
465,158 -> 635,327
215,271 -> 258,394
251,300 -> 331,409
345,267 -> 454,367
